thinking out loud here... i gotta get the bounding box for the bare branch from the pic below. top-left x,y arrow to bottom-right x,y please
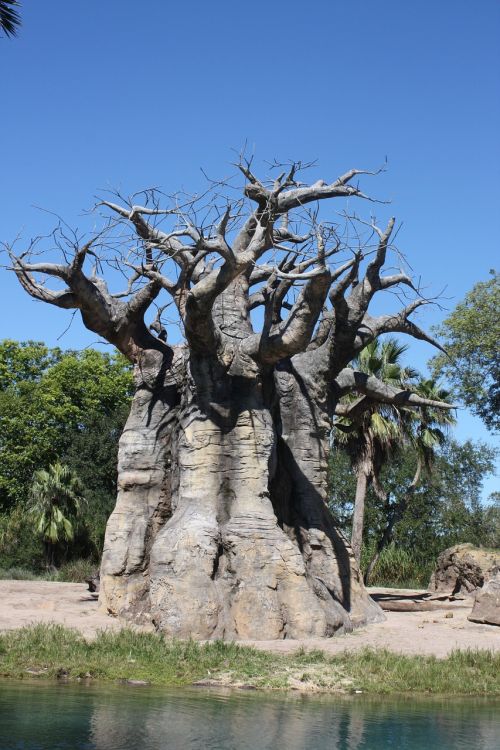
247,269 -> 332,364
356,300 -> 446,353
379,272 -> 415,290
334,368 -> 456,409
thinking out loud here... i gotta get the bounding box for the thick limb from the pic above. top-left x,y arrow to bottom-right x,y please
333,368 -> 456,413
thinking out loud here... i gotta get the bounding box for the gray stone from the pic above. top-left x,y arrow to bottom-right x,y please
428,544 -> 499,596
468,569 -> 500,626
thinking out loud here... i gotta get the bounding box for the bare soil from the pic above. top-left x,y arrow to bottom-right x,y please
0,581 -> 498,657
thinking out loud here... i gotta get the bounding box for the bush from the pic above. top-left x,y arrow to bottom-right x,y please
0,505 -> 46,570
362,543 -> 433,588
56,559 -> 96,582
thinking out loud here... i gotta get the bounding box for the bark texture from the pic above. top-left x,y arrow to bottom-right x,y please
100,341 -> 383,638
9,161 -> 454,639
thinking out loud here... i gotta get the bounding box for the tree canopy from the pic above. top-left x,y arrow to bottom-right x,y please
0,340 -> 132,507
329,437 -> 498,584
432,271 -> 500,431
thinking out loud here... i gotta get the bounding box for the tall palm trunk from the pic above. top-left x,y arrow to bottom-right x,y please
44,540 -> 56,571
351,453 -> 372,564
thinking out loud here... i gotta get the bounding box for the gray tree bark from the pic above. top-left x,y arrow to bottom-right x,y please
8,160 -> 453,639
100,337 -> 383,638
351,459 -> 371,565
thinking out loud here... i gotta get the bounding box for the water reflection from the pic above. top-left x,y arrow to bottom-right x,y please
0,680 -> 499,750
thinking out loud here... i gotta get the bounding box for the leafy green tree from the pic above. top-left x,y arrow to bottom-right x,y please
64,405 -> 130,556
329,437 -> 497,585
28,463 -> 84,568
0,341 -> 133,508
431,270 -> 500,431
364,378 -> 455,582
0,1 -> 21,38
484,492 -> 500,548
0,340 -> 62,390
334,338 -> 418,561
0,342 -> 132,569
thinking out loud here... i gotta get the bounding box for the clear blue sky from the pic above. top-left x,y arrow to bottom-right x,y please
1,1 -> 498,494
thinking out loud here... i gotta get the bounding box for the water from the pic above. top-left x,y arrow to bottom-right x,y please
0,680 -> 498,750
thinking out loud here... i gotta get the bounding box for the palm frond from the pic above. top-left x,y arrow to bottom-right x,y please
0,1 -> 21,38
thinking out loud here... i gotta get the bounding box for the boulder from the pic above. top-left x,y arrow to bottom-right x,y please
428,544 -> 499,596
468,569 -> 500,626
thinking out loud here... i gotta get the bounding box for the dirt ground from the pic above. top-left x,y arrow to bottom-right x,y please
0,580 -> 498,658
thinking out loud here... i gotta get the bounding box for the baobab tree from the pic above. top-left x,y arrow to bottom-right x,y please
6,159 -> 453,639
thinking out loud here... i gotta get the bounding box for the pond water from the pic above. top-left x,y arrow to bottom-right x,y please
0,680 -> 498,750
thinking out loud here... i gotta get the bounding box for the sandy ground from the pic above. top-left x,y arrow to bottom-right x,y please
0,580 -> 498,658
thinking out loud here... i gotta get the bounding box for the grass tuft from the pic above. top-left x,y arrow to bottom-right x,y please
362,544 -> 433,588
0,625 -> 498,695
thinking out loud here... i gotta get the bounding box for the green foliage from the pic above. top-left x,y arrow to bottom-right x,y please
0,340 -> 62,390
0,567 -> 55,581
28,463 -> 84,566
0,559 -> 95,582
0,1 -> 21,38
0,341 -> 133,508
360,543 -> 433,587
329,438 -> 498,585
0,624 -> 498,695
0,340 -> 133,570
484,492 -> 500,549
0,505 -> 46,570
53,558 -> 97,582
334,338 -> 455,566
63,405 -> 131,556
431,271 -> 500,431
335,338 -> 417,465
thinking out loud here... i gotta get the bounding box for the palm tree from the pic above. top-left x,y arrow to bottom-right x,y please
364,378 -> 455,583
28,463 -> 84,569
0,1 -> 21,38
334,338 -> 418,563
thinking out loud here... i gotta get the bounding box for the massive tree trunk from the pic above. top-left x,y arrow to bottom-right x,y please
100,340 -> 383,638
10,160 -> 453,639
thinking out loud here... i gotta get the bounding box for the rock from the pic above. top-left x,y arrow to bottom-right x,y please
468,569 -> 500,626
126,679 -> 150,686
428,544 -> 499,596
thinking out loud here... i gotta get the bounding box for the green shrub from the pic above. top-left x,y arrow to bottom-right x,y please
56,558 -> 96,582
362,543 -> 433,587
0,505 -> 45,570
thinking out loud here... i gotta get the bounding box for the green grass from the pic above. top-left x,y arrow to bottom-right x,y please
362,544 -> 433,588
0,567 -> 56,581
0,624 -> 498,695
0,559 -> 96,583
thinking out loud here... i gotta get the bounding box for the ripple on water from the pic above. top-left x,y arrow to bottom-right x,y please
0,680 -> 499,750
